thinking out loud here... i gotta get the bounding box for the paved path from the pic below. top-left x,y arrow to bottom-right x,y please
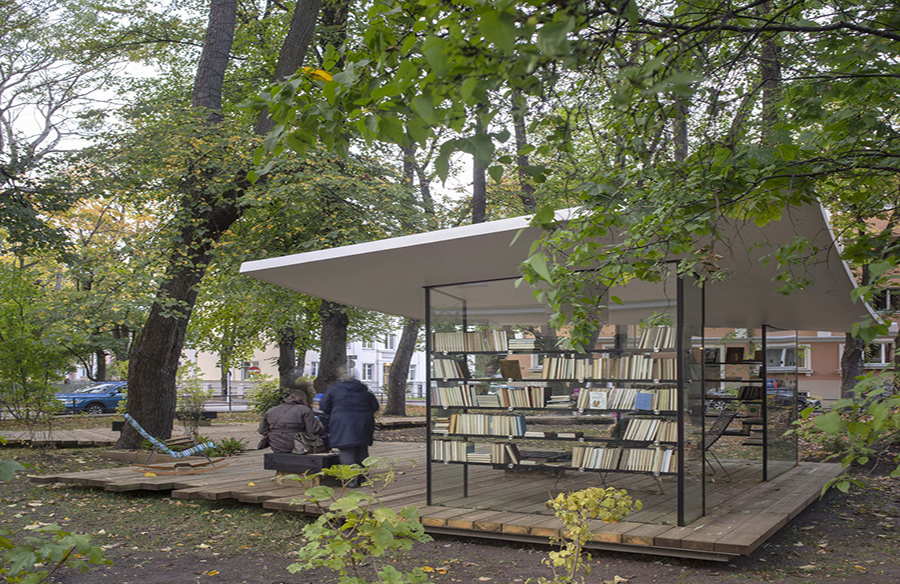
0,417 -> 426,448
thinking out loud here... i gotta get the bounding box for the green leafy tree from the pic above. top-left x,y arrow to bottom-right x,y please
0,264 -> 68,432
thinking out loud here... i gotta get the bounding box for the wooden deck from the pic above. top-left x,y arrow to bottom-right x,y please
25,438 -> 841,562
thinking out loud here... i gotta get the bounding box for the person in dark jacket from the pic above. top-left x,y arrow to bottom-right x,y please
258,389 -> 323,454
320,370 -> 379,487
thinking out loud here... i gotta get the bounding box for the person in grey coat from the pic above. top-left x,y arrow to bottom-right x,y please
258,390 -> 323,453
320,371 -> 379,486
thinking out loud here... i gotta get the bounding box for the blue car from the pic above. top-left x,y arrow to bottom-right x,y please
56,381 -> 127,415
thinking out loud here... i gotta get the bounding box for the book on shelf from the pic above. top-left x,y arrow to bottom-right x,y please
504,443 -> 521,464
508,337 -> 542,350
546,394 -> 572,409
475,394 -> 501,407
638,326 -> 675,350
432,358 -> 471,379
524,430 -> 557,438
499,359 -> 523,380
446,412 -> 526,436
588,390 -> 607,410
431,439 -> 474,462
432,385 -> 477,408
431,330 -> 509,352
556,431 -> 583,439
633,391 -> 653,411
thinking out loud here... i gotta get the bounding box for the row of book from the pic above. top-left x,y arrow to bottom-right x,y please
541,354 -> 676,381
638,326 -> 676,350
431,439 -> 475,462
432,386 -> 553,408
432,331 -> 509,352
736,385 -> 763,400
433,413 -> 527,436
433,358 -> 471,379
575,387 -> 678,411
572,445 -> 677,473
621,419 -> 677,442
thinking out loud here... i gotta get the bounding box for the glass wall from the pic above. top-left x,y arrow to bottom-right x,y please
426,268 -> 704,525
763,326 -> 799,480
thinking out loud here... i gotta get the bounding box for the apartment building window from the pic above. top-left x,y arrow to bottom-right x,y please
384,334 -> 397,350
766,346 -> 810,371
362,363 -> 375,380
310,362 -> 319,377
864,342 -> 894,366
409,364 -> 417,380
362,340 -> 374,350
873,288 -> 900,313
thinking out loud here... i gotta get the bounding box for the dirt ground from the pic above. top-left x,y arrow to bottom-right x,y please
3,428 -> 899,584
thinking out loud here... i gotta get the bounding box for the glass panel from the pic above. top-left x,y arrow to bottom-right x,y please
427,271 -> 687,525
679,274 -> 704,525
764,326 -> 799,480
702,327 -> 765,485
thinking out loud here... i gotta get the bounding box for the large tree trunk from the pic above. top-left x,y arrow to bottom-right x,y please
278,325 -> 307,391
511,90 -> 536,213
841,333 -> 865,398
384,318 -> 421,416
314,300 -> 348,393
95,348 -> 107,381
118,0 -> 323,448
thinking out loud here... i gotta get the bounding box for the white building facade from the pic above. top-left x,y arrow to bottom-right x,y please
189,331 -> 427,401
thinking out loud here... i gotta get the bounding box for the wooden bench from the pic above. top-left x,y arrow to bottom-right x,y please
264,452 -> 339,474
176,411 -> 218,426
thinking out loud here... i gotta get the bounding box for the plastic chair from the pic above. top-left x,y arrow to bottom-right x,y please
704,410 -> 738,482
124,414 -> 218,470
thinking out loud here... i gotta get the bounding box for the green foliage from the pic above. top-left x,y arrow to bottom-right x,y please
175,361 -> 213,435
208,436 -> 248,457
0,437 -> 110,583
247,374 -> 290,415
287,459 -> 432,584
0,267 -> 68,429
791,375 -> 900,494
0,523 -> 111,584
531,487 -> 641,584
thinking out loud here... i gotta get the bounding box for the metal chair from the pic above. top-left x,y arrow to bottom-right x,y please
124,414 -> 218,470
704,410 -> 737,482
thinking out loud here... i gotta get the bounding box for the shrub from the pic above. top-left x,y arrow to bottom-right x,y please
209,437 -> 248,457
176,361 -> 213,435
247,374 -> 289,415
531,487 -> 641,584
287,458 -> 431,584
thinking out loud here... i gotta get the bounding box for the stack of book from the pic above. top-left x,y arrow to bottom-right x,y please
622,419 -> 677,442
546,395 -> 573,409
509,337 -> 542,351
475,394 -> 501,407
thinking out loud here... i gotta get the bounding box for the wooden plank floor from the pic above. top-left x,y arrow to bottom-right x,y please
25,437 -> 841,562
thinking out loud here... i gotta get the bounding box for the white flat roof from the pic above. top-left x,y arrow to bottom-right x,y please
240,205 -> 872,331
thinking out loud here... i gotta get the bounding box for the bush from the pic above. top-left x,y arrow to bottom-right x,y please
209,437 -> 248,457
176,361 -> 213,435
247,374 -> 290,415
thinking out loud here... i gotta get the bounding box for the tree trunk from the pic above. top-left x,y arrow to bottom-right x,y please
511,89 -> 536,212
118,0 -> 323,448
278,325 -> 306,390
95,349 -> 107,381
314,300 -> 348,393
472,156 -> 486,224
385,318 -> 420,416
840,333 -> 865,398
218,343 -> 233,397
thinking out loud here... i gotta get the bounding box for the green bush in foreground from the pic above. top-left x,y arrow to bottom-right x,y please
287,458 -> 431,584
1,437 -> 110,583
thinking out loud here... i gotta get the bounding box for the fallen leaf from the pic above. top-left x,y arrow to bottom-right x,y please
208,570 -> 219,575
248,482 -> 256,486
421,566 -> 434,573
144,472 -> 157,477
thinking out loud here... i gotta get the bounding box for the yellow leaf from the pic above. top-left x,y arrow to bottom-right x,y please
421,566 -> 435,573
248,482 -> 255,486
301,67 -> 333,82
144,472 -> 156,477
208,571 -> 219,576
436,566 -> 449,574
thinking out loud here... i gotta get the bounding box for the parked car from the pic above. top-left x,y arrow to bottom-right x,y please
56,381 -> 127,415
